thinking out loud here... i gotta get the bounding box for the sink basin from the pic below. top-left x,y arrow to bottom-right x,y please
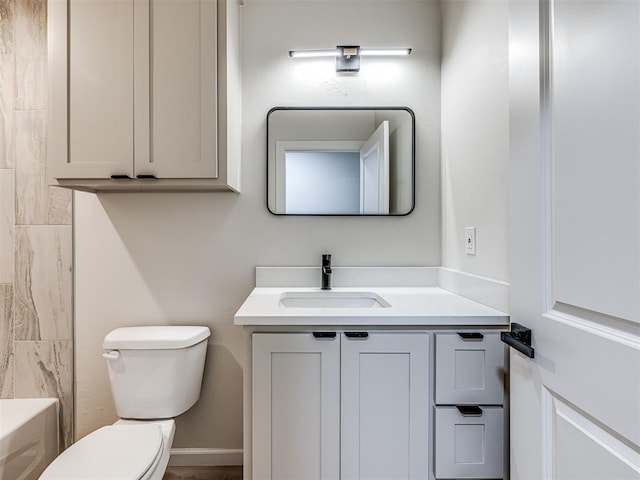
279,291 -> 391,309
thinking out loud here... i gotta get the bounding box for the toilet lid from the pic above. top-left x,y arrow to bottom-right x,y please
40,424 -> 163,480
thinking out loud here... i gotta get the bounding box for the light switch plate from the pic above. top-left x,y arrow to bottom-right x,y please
465,227 -> 476,255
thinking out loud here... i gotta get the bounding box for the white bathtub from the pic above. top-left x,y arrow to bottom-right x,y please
0,399 -> 59,480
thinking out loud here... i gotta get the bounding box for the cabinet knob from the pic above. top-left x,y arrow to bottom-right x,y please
344,332 -> 369,339
456,405 -> 483,417
457,332 -> 484,340
312,332 -> 336,339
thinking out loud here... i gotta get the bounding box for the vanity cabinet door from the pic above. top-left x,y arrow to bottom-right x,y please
252,333 -> 340,480
341,332 -> 429,480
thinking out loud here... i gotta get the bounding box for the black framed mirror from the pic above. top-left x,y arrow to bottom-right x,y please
267,107 -> 415,216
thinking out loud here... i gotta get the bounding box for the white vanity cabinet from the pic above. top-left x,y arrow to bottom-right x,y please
434,332 -> 507,479
252,333 -> 340,480
48,0 -> 241,192
235,280 -> 511,480
252,331 -> 430,480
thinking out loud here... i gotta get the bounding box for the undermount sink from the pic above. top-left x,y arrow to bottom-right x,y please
279,291 -> 391,309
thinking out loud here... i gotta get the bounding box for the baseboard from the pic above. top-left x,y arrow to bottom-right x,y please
168,448 -> 243,467
439,268 -> 510,313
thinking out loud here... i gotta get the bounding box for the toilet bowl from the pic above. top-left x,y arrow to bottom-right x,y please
38,419 -> 174,480
39,326 -> 210,480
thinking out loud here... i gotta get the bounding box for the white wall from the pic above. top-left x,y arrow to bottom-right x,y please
75,0 -> 441,451
285,151 -> 361,214
441,0 -> 509,282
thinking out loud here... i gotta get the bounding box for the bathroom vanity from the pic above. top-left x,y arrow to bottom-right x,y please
234,267 -> 510,480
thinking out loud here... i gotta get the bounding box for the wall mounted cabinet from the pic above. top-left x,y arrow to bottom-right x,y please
48,0 -> 241,192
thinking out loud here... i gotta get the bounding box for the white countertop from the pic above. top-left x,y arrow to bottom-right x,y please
233,287 -> 509,326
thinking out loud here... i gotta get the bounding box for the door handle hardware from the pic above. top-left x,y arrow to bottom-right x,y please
110,175 -> 132,180
136,175 -> 158,180
501,322 -> 534,358
456,405 -> 483,417
457,332 -> 484,340
312,332 -> 336,339
344,332 -> 369,339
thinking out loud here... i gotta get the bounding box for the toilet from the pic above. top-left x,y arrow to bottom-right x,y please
40,325 -> 211,480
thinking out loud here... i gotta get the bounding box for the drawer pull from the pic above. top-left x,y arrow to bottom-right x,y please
501,322 -> 535,358
312,332 -> 336,339
457,332 -> 484,340
136,174 -> 158,180
456,405 -> 483,417
344,332 -> 369,339
110,174 -> 132,180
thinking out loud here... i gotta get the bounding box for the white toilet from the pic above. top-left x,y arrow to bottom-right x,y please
40,325 -> 211,480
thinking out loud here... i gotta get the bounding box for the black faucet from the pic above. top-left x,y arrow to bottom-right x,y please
321,254 -> 332,290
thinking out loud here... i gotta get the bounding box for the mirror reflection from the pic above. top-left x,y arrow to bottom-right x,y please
267,107 -> 415,215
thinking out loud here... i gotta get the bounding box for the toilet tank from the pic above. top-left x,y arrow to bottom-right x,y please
103,326 -> 211,419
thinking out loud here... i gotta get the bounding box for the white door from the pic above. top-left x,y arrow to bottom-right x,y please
341,332 -> 429,480
252,333 -> 340,480
360,121 -> 390,214
509,1 -> 640,479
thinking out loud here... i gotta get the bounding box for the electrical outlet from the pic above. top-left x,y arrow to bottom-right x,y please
465,227 -> 476,255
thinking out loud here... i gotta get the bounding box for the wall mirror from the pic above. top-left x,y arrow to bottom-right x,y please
267,107 -> 415,215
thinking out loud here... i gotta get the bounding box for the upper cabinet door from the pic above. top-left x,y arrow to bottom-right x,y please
341,332 -> 429,480
134,0 -> 218,179
49,0 -> 135,179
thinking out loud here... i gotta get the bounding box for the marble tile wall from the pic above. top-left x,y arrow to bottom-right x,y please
0,0 -> 15,169
0,169 -> 13,282
0,284 -> 13,398
0,0 -> 74,449
14,225 -> 72,340
15,110 -> 71,225
14,340 -> 72,448
14,0 -> 46,110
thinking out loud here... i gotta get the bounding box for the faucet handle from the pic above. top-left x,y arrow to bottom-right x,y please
321,254 -> 332,290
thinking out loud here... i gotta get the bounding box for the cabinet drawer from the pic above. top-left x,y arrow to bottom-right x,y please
435,332 -> 505,405
434,406 -> 504,479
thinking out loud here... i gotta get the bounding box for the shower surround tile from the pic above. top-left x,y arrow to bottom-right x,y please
0,0 -> 14,55
0,285 -> 14,398
14,225 -> 72,340
15,340 -> 72,448
0,54 -> 14,169
15,110 -> 71,225
0,169 -> 13,283
0,0 -> 14,170
14,0 -> 46,110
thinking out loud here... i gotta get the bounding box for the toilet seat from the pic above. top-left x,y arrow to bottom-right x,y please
39,424 -> 163,480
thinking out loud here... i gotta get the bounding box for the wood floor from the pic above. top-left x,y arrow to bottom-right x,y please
162,466 -> 243,480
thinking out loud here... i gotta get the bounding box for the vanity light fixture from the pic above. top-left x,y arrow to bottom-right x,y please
289,45 -> 412,72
